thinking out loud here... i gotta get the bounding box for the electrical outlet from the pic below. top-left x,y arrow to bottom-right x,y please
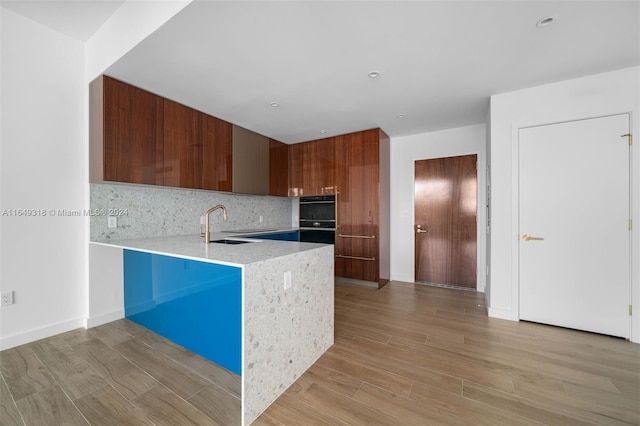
1,291 -> 14,306
259,215 -> 263,223
108,216 -> 117,228
283,271 -> 292,290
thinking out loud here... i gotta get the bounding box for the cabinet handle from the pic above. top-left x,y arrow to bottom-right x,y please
336,254 -> 376,261
337,234 -> 376,239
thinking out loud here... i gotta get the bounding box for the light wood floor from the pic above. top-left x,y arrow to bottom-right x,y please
255,281 -> 640,425
2,281 -> 639,425
1,318 -> 241,425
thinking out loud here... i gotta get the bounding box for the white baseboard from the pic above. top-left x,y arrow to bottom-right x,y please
389,273 -> 414,283
85,309 -> 124,329
488,307 -> 514,321
0,317 -> 85,351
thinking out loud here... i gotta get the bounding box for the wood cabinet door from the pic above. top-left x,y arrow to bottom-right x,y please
269,139 -> 289,196
103,76 -> 163,185
288,143 -> 304,196
288,137 -> 335,196
334,129 -> 380,282
232,126 -> 269,195
303,138 -> 335,196
202,114 -> 232,191
163,99 -> 202,188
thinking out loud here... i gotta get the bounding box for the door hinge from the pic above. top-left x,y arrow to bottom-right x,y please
629,305 -> 633,316
621,133 -> 632,145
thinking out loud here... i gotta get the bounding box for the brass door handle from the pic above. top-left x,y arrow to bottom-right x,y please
336,254 -> 376,261
522,234 -> 543,241
416,225 -> 428,234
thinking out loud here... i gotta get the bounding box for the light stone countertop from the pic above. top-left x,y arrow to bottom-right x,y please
91,228 -> 327,267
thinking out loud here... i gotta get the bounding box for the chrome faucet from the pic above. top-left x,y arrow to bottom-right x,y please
204,205 -> 228,243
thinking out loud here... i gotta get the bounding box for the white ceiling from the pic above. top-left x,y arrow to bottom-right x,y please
1,0 -> 124,41
5,1 -> 639,144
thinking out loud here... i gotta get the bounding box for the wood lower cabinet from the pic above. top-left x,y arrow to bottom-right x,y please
91,76 -> 164,185
334,128 -> 390,287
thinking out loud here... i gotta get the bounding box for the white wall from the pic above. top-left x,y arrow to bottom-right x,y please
0,2 -> 190,350
390,124 -> 487,292
85,0 -> 192,82
0,8 -> 87,349
489,66 -> 640,343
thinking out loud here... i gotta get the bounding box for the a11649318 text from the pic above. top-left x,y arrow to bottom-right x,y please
1,208 -> 129,217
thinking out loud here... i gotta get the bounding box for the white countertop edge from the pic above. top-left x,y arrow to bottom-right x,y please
89,241 -> 245,268
88,229 -> 330,268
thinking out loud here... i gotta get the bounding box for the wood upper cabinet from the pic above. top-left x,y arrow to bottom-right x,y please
334,128 -> 390,287
232,125 -> 269,195
163,99 -> 202,189
91,75 -> 233,191
306,138 -> 335,196
288,142 -> 303,196
164,101 -> 233,190
91,76 -> 164,184
269,139 -> 289,196
288,137 -> 335,196
202,114 -> 232,191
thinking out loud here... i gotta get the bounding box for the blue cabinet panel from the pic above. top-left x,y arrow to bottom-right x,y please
249,231 -> 299,241
124,250 -> 242,375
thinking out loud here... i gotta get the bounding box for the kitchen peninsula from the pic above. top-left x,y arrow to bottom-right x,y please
89,232 -> 334,425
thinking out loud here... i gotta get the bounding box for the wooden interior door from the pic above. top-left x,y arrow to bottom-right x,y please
415,155 -> 477,288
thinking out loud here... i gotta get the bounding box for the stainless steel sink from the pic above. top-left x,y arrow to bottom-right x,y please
210,239 -> 255,245
222,229 -> 277,234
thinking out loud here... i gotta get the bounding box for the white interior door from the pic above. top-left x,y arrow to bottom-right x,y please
519,114 -> 630,338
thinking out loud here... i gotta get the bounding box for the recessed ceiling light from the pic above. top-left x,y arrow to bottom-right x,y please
319,130 -> 327,134
368,71 -> 380,78
270,102 -> 280,107
536,15 -> 557,28
397,114 -> 406,119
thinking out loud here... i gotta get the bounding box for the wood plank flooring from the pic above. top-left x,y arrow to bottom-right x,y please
0,319 -> 240,426
255,281 -> 640,425
2,281 -> 639,425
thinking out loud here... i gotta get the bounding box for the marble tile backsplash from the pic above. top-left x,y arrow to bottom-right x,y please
90,183 -> 297,242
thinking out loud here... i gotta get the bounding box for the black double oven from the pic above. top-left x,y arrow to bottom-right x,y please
298,195 -> 336,244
